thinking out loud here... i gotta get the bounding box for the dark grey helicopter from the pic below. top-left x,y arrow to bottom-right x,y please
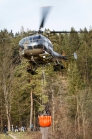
19,6 -> 77,74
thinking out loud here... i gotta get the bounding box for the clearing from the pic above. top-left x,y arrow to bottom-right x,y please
0,131 -> 41,139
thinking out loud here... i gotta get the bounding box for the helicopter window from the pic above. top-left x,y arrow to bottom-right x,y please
38,35 -> 41,39
29,37 -> 32,41
28,46 -> 33,49
25,37 -> 29,41
19,38 -> 25,46
33,36 -> 38,40
33,35 -> 40,42
22,39 -> 25,43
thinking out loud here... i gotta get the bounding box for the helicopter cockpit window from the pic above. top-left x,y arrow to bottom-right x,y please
33,35 -> 41,42
29,36 -> 32,42
25,37 -> 29,41
19,38 -> 26,47
38,35 -> 41,39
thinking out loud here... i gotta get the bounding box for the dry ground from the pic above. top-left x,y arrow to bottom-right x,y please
0,131 -> 42,139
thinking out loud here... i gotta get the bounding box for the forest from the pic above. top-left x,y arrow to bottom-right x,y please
0,27 -> 92,139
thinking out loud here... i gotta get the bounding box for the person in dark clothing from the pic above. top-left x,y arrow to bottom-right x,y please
46,109 -> 51,115
4,125 -> 8,135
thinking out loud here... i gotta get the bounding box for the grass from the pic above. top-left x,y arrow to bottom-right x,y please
0,131 -> 41,139
10,132 -> 30,139
0,133 -> 12,139
12,131 -> 41,139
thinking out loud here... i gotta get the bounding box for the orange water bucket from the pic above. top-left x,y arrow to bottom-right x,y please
38,115 -> 52,127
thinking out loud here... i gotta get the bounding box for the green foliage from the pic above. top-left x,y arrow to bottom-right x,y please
67,61 -> 83,94
0,28 -> 92,138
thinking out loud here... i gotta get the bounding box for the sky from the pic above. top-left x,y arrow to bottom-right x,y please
0,0 -> 92,34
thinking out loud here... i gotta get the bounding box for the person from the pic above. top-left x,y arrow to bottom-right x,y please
11,125 -> 14,132
30,124 -> 34,131
15,126 -> 18,132
4,125 -> 8,135
46,109 -> 51,115
21,126 -> 24,132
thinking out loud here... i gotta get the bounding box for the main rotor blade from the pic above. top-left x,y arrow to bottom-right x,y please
50,31 -> 80,33
39,6 -> 51,29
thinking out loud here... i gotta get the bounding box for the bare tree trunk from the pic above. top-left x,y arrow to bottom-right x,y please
52,91 -> 55,133
3,74 -> 11,131
0,99 -> 3,132
34,107 -> 35,130
30,91 -> 33,130
75,115 -> 77,138
76,96 -> 80,136
82,116 -> 86,139
81,102 -> 86,139
6,104 -> 11,131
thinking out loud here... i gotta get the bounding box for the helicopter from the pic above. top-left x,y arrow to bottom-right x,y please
19,6 -> 77,75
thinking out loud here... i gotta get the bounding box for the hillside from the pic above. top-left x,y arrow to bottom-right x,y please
0,28 -> 92,138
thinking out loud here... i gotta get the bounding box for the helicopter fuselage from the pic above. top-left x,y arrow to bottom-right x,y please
19,34 -> 52,58
19,34 -> 65,61
19,34 -> 67,74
